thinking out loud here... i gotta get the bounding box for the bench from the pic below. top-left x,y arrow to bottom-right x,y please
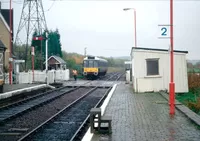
90,108 -> 101,133
99,115 -> 112,134
90,108 -> 112,134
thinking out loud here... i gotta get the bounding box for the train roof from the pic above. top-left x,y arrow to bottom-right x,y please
83,56 -> 108,62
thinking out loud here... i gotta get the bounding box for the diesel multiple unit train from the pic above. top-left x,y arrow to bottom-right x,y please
82,56 -> 108,79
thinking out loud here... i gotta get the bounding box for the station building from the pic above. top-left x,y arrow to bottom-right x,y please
131,47 -> 188,93
0,4 -> 14,68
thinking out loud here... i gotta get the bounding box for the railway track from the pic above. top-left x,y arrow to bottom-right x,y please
0,74 -> 121,141
107,72 -> 125,81
97,72 -> 124,81
0,87 -> 52,108
0,86 -> 94,141
17,87 -> 111,141
0,81 -> 94,138
0,86 -> 76,123
0,81 -> 93,124
70,87 -> 112,141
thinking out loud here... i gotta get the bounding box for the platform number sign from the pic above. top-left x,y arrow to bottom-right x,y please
158,25 -> 170,38
161,27 -> 167,36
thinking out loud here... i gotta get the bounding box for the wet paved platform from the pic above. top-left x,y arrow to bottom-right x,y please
90,83 -> 200,141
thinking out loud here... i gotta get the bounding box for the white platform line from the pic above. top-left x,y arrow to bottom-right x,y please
0,84 -> 50,100
81,84 -> 117,141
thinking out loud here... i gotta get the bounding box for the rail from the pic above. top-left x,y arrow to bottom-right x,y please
17,87 -> 99,141
69,86 -> 112,141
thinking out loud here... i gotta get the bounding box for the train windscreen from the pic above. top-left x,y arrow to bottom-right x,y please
84,60 -> 98,67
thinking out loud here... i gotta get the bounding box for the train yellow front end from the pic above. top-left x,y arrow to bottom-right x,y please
83,67 -> 99,76
82,56 -> 108,79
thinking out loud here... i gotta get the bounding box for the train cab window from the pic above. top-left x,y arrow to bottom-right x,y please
84,61 -> 88,67
94,61 -> 98,67
89,60 -> 94,67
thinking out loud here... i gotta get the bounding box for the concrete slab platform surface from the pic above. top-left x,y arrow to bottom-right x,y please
90,84 -> 200,141
3,84 -> 40,93
0,84 -> 51,100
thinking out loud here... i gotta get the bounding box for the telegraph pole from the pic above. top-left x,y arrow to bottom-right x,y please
158,0 -> 175,115
9,0 -> 12,84
45,30 -> 48,85
14,0 -> 47,70
84,47 -> 87,57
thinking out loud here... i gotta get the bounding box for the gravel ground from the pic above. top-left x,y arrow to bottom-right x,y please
0,87 -> 92,141
118,74 -> 126,81
0,88 -> 74,122
24,88 -> 108,141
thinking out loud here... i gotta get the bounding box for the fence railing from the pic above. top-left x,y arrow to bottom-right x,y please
4,69 -> 70,84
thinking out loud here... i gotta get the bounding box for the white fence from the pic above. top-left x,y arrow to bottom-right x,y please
4,69 -> 70,84
125,70 -> 130,83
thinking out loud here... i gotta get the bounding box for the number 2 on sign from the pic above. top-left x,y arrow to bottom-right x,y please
161,27 -> 167,36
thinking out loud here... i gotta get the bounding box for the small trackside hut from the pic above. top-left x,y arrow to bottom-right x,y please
44,55 -> 67,70
131,47 -> 188,93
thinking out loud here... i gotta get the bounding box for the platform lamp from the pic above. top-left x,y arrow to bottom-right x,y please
123,8 -> 137,48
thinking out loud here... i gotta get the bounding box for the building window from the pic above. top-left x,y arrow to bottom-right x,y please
146,59 -> 159,75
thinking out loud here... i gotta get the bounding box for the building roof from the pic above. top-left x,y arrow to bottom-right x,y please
46,55 -> 66,64
132,47 -> 188,54
0,12 -> 10,32
1,9 -> 13,32
83,56 -> 108,62
0,40 -> 6,49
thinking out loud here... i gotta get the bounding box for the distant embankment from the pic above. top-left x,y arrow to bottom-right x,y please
107,67 -> 124,73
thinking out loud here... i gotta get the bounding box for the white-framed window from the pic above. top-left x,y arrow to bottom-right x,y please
146,58 -> 159,76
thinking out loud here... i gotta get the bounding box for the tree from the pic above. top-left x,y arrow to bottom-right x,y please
46,29 -> 62,57
195,62 -> 200,69
187,62 -> 193,69
31,29 -> 63,70
13,44 -> 32,71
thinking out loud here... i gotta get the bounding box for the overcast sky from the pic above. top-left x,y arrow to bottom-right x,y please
1,0 -> 200,59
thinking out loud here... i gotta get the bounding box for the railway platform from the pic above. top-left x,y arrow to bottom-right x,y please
83,83 -> 200,141
0,84 -> 53,100
3,84 -> 40,93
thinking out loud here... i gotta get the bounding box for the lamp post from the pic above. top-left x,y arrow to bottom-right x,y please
123,8 -> 137,47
